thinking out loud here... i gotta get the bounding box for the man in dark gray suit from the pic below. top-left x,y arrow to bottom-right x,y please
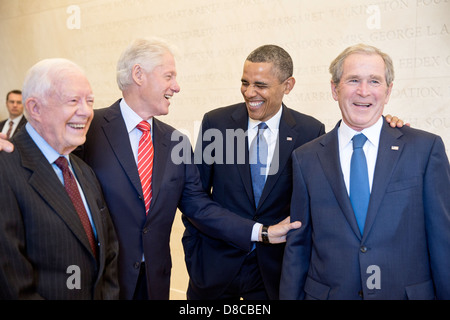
0,58 -> 119,299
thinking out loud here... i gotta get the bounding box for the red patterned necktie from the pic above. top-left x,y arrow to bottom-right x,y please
136,121 -> 154,215
6,120 -> 14,139
54,157 -> 97,259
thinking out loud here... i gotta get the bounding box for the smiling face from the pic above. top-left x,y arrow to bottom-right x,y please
137,51 -> 180,118
28,68 -> 94,155
331,53 -> 393,131
240,60 -> 294,122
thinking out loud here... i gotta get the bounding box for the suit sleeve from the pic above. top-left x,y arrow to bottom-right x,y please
280,150 -> 312,300
179,149 -> 254,252
423,136 -> 450,299
0,161 -> 43,299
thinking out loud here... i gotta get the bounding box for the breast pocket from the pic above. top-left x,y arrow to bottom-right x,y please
386,176 -> 419,193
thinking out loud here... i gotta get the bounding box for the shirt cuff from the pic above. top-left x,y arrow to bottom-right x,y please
251,223 -> 263,242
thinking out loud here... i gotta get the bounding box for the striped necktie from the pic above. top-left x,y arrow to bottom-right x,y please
6,120 -> 14,139
54,157 -> 97,259
136,121 -> 154,215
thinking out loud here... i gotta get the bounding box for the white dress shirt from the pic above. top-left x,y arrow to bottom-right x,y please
338,117 -> 383,195
119,98 -> 153,165
248,106 -> 283,241
1,114 -> 24,137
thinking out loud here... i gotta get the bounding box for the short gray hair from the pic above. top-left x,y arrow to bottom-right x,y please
329,43 -> 395,86
116,37 -> 176,91
22,58 -> 85,104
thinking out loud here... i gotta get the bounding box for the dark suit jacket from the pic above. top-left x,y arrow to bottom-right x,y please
0,129 -> 119,299
182,102 -> 325,299
280,120 -> 450,300
79,99 -> 255,299
0,116 -> 27,138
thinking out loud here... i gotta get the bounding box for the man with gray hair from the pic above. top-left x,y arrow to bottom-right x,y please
0,58 -> 119,299
280,43 -> 450,300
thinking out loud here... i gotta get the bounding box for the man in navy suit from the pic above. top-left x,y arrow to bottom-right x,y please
280,44 -> 450,300
183,45 -> 325,300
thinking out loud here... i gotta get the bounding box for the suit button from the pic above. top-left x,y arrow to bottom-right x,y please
143,228 -> 149,234
253,215 -> 259,221
360,246 -> 368,253
358,290 -> 364,298
134,262 -> 140,269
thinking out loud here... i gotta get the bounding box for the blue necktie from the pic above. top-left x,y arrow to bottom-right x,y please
350,133 -> 370,235
250,122 -> 268,206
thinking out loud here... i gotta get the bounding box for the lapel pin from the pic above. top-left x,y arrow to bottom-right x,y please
391,146 -> 399,150
287,137 -> 293,141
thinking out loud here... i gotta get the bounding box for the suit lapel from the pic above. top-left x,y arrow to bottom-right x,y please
16,131 -> 94,256
100,102 -> 143,197
362,123 -> 404,239
230,105 -> 255,206
258,105 -> 297,208
148,118 -> 171,211
70,156 -> 103,260
317,123 -> 362,238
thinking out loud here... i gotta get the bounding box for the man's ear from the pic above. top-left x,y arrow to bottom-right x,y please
131,64 -> 144,86
25,97 -> 41,119
331,80 -> 339,101
284,76 -> 296,94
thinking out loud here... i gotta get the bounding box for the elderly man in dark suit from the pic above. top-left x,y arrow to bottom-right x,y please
280,44 -> 450,300
0,58 -> 119,299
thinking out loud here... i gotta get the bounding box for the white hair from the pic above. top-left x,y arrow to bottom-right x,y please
116,37 -> 177,91
22,58 -> 85,103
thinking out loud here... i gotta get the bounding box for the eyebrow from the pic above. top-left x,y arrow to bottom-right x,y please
241,79 -> 269,86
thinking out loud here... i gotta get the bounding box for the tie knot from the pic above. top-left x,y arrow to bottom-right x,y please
352,133 -> 367,149
136,121 -> 151,133
9,120 -> 14,126
258,122 -> 268,130
54,156 -> 69,171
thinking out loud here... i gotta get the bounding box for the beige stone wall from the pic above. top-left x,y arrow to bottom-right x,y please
1,0 -> 449,299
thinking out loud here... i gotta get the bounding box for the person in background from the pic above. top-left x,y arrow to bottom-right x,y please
280,43 -> 450,300
0,90 -> 27,139
0,58 -> 119,299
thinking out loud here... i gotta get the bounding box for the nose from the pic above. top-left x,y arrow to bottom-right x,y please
357,81 -> 370,97
242,84 -> 257,98
77,98 -> 94,117
172,78 -> 181,93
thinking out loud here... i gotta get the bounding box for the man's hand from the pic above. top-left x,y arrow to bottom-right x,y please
0,133 -> 14,152
385,114 -> 410,128
259,217 -> 302,244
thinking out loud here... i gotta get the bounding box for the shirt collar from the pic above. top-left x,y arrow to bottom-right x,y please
248,105 -> 283,133
25,122 -> 65,164
120,98 -> 153,133
339,116 -> 383,148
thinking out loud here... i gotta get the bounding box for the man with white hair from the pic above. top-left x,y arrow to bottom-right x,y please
0,58 -> 119,299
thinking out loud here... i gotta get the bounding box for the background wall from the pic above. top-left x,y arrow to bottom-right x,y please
1,0 -> 449,299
